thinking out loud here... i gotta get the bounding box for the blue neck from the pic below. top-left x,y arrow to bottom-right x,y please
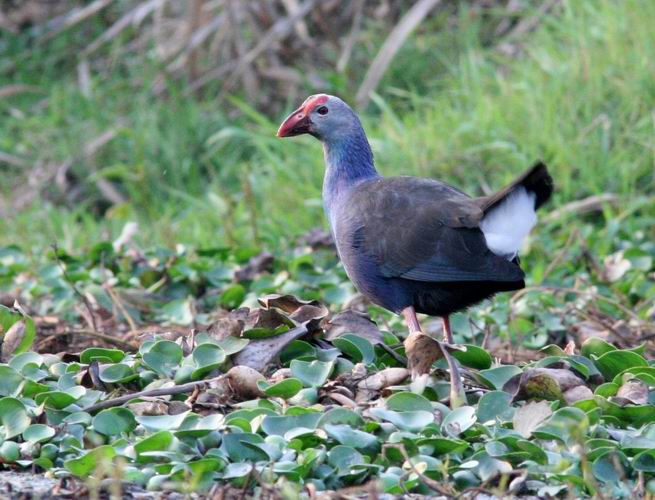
322,128 -> 378,218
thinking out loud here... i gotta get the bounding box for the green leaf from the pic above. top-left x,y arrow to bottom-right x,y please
290,360 -> 333,388
80,348 -> 125,364
328,445 -> 364,475
593,350 -> 648,380
369,408 -> 434,432
477,391 -> 513,422
261,412 -> 322,436
317,408 -> 364,428
416,437 -> 469,455
159,298 -> 194,325
633,449 -> 655,472
451,344 -> 492,369
477,365 -> 523,390
35,387 -> 85,409
214,336 -> 249,355
581,337 -> 616,358
0,441 -> 19,461
65,445 -> 116,477
23,424 -> 55,444
143,340 -> 183,376
221,432 -> 268,461
441,406 -> 477,437
0,397 -> 30,439
0,365 -> 23,396
136,411 -> 189,432
332,335 -> 376,364
385,392 -> 432,412
324,424 -> 378,451
99,364 -> 138,384
134,431 -> 174,459
257,378 -> 303,399
191,343 -> 226,379
93,408 -> 137,436
220,285 -> 246,309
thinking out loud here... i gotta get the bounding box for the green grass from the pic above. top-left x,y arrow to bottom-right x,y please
0,0 -> 654,252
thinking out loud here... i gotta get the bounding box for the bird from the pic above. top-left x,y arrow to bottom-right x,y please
277,94 -> 553,407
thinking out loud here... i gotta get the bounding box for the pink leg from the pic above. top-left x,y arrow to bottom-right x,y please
442,316 -> 454,344
402,306 -> 422,333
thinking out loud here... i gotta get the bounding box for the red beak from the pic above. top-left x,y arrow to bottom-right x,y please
277,107 -> 312,137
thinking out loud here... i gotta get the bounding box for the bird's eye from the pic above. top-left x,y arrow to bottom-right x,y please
316,106 -> 329,115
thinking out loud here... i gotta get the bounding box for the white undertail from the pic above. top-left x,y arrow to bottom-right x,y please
479,187 -> 537,259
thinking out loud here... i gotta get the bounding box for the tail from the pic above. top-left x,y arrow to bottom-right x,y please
477,161 -> 554,259
480,161 -> 553,213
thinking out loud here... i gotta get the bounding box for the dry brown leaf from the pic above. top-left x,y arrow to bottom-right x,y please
1,320 -> 25,362
613,378 -> 649,406
356,367 -> 409,403
232,325 -> 308,371
563,385 -> 594,404
234,252 -> 274,282
513,400 -> 552,438
323,309 -> 384,344
127,401 -> 169,416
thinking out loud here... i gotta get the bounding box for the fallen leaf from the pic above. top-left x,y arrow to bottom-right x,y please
603,251 -> 631,282
127,401 -> 169,416
258,294 -> 328,330
1,320 -> 25,362
508,368 -> 586,402
356,367 -> 409,403
233,325 -> 308,371
612,378 -> 649,406
563,385 -> 593,404
563,340 -> 576,355
234,252 -> 274,282
513,400 -> 552,438
323,310 -> 384,344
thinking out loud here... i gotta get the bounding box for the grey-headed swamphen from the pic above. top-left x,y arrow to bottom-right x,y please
277,94 -> 553,407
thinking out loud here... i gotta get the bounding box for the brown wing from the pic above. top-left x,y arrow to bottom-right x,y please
340,176 -> 525,283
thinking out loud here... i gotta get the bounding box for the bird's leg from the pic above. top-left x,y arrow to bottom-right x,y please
442,315 -> 454,344
402,306 -> 466,408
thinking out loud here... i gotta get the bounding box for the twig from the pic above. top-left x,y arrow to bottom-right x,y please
383,443 -> 454,497
84,376 -> 222,413
377,342 -> 407,365
105,286 -> 138,334
543,193 -> 618,222
52,244 -> 100,333
49,330 -> 136,350
38,0 -> 114,43
336,0 -> 365,73
540,227 -> 579,282
355,0 -> 441,109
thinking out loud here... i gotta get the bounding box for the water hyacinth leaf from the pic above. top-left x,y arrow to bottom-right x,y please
633,449 -> 655,472
477,391 -> 513,422
581,337 -> 616,358
93,408 -> 137,436
191,343 -> 226,378
416,437 -> 468,455
0,441 -> 19,461
80,348 -> 125,364
134,431 -> 174,458
143,341 -> 183,376
257,378 -> 303,399
477,365 -> 523,390
222,462 -> 252,479
451,344 -> 492,369
136,411 -> 190,432
369,408 -> 433,432
35,387 -> 85,409
328,445 -> 364,474
332,334 -> 376,364
221,433 -> 268,461
23,424 -> 55,444
65,445 -> 117,477
220,284 -> 246,310
9,352 -> 43,372
99,363 -> 138,384
385,392 -> 432,412
175,413 -> 224,438
317,408 -> 364,428
324,424 -> 378,451
441,406 -> 476,437
592,450 -> 629,483
0,397 -> 30,439
0,365 -> 23,396
159,298 -> 194,325
593,350 -> 648,381
214,337 -> 249,355
261,413 -> 322,436
290,360 -> 333,388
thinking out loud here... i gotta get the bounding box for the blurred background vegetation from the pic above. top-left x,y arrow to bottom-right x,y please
0,0 -> 653,252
